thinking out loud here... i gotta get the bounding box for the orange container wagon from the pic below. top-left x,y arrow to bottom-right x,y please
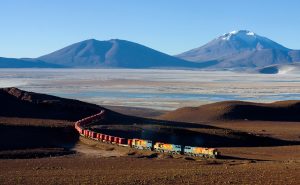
127,139 -> 133,147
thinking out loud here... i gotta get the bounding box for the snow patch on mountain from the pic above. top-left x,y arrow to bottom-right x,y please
220,30 -> 257,41
176,30 -> 299,70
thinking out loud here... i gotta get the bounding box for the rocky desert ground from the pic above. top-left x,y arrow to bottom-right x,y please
0,88 -> 300,185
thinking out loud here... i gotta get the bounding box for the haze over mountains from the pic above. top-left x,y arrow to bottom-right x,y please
1,30 -> 300,72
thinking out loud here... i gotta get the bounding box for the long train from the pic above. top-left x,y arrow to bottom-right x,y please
74,111 -> 219,158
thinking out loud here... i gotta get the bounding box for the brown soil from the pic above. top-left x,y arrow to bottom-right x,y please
1,88 -> 300,184
206,120 -> 300,141
90,123 -> 299,148
103,105 -> 168,118
0,122 -> 77,151
0,148 -> 75,159
0,149 -> 299,185
160,100 -> 300,122
1,132 -> 300,184
0,87 -> 163,124
1,88 -> 299,151
0,87 -> 101,120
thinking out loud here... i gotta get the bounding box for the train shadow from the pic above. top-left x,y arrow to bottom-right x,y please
218,155 -> 271,162
90,124 -> 300,148
0,124 -> 78,158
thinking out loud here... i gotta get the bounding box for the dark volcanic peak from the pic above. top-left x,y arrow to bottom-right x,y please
177,30 -> 300,69
38,38 -> 205,68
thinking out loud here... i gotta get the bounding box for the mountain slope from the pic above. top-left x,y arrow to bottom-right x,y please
160,100 -> 300,122
258,62 -> 300,74
38,39 -> 205,68
0,57 -> 63,68
0,87 -> 143,123
177,30 -> 300,69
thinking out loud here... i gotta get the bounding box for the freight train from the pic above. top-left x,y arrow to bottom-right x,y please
74,111 -> 219,158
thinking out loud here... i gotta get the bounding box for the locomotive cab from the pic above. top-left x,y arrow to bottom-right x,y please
211,149 -> 220,158
132,139 -> 152,150
154,142 -> 182,154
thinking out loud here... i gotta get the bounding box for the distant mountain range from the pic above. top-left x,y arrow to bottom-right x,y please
38,39 -> 206,68
0,57 -> 62,68
177,30 -> 300,70
258,63 -> 300,74
1,30 -> 300,72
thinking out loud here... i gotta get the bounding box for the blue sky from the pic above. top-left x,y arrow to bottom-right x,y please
1,0 -> 300,58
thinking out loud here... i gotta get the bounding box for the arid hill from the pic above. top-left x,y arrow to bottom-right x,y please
0,87 -> 140,152
160,100 -> 300,122
1,88 -> 297,153
0,87 -> 102,121
0,87 -> 137,123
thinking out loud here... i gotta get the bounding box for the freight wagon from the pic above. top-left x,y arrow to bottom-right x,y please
118,138 -> 127,145
74,110 -> 220,158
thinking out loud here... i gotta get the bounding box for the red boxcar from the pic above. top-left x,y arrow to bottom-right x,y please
96,133 -> 101,140
119,138 -> 126,145
127,139 -> 133,147
98,134 -> 103,140
104,135 -> 109,141
108,136 -> 115,142
100,134 -> 105,141
92,132 -> 97,139
114,137 -> 119,143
